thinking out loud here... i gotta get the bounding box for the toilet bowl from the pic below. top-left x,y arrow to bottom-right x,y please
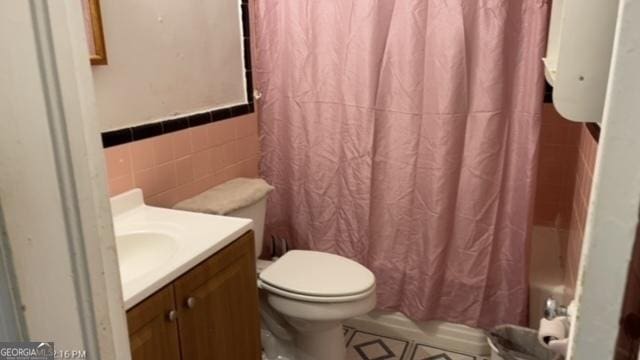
258,250 -> 376,360
175,178 -> 378,360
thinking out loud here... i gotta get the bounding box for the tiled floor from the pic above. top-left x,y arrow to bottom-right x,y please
344,326 -> 486,360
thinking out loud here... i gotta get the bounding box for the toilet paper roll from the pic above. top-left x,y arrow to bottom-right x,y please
548,338 -> 569,356
538,317 -> 568,347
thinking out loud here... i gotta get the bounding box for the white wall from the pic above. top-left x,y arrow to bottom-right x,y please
92,0 -> 246,131
1,1 -> 130,356
568,0 -> 640,358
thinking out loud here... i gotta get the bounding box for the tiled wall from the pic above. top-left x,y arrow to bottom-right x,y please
104,113 -> 260,208
533,104 -> 598,299
564,123 -> 598,298
534,104 -> 582,229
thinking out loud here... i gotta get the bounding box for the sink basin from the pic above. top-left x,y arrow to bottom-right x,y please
110,189 -> 254,308
116,231 -> 179,282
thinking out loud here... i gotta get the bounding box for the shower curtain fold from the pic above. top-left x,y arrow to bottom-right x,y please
253,0 -> 549,328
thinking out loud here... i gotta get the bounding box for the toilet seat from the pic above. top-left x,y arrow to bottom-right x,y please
259,279 -> 375,303
258,250 -> 376,303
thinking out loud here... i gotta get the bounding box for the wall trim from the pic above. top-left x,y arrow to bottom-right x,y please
30,0 -> 101,355
101,103 -> 254,148
101,0 -> 254,149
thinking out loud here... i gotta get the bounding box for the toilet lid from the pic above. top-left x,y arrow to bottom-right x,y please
259,250 -> 375,297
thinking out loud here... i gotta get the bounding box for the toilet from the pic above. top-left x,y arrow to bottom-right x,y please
175,178 -> 377,360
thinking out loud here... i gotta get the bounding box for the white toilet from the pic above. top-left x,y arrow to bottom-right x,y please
259,252 -> 376,359
179,179 -> 377,360
175,178 -> 376,360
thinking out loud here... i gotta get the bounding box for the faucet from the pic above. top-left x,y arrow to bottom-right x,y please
544,297 -> 569,320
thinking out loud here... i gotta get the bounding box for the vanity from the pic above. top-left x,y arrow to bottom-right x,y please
112,189 -> 261,360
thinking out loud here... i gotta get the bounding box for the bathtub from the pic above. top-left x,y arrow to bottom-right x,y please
529,225 -> 566,329
346,225 -> 566,356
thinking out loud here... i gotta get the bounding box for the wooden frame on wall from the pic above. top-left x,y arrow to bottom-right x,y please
82,0 -> 108,65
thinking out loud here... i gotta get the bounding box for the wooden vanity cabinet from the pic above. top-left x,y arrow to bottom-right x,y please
127,286 -> 181,360
126,231 -> 261,360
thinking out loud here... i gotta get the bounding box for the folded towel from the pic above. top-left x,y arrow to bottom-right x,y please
174,177 -> 274,215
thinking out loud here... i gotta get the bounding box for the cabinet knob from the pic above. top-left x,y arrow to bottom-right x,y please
186,296 -> 197,309
167,310 -> 177,322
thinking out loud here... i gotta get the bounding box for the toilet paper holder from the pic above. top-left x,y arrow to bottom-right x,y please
544,297 -> 568,320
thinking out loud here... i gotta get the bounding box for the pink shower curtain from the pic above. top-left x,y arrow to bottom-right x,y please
253,0 -> 549,328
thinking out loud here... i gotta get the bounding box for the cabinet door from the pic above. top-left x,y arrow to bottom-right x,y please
127,286 -> 181,360
174,231 -> 261,360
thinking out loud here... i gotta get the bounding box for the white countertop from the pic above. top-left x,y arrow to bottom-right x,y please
111,189 -> 253,310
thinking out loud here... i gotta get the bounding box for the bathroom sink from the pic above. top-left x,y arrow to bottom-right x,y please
111,189 -> 253,309
116,231 -> 179,283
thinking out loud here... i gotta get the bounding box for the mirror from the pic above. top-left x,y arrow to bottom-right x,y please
81,0 -> 107,65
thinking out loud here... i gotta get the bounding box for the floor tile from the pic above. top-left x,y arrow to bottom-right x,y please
344,325 -> 355,343
409,344 -> 476,360
346,330 -> 410,360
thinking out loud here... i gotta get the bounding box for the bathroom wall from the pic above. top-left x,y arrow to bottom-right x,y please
533,104 -> 598,299
104,113 -> 259,207
92,0 -> 247,131
95,0 -> 261,205
564,123 -> 598,298
534,104 -> 582,229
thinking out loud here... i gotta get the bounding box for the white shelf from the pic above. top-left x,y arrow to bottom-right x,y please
544,0 -> 620,124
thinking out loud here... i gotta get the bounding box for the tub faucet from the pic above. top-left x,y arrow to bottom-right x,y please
544,297 -> 568,320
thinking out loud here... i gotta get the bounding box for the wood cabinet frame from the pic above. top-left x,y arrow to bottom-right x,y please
126,231 -> 260,360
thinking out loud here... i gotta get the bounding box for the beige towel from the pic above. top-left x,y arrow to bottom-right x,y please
174,177 -> 274,215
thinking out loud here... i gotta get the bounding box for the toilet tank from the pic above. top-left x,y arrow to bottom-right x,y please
173,177 -> 273,260
227,196 -> 267,259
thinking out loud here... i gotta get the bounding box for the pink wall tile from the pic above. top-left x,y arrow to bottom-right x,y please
537,157 -> 566,186
191,149 -> 213,179
172,130 -> 192,159
239,157 -> 260,177
191,174 -> 217,195
190,125 -> 210,152
153,134 -> 174,165
540,119 -> 569,145
565,127 -> 597,298
104,113 -> 262,209
218,164 -> 243,184
132,167 -> 158,196
534,105 -> 598,300
218,157 -> 260,183
209,120 -> 236,146
235,113 -> 259,138
533,201 -> 557,227
104,144 -> 131,179
148,181 -> 199,209
154,162 -> 177,193
146,189 -> 177,208
534,105 -> 581,227
130,138 -> 155,171
174,156 -> 194,186
219,141 -> 239,168
557,203 -> 572,229
210,145 -> 226,173
108,174 -> 134,197
173,181 -> 201,203
236,134 -> 260,161
134,162 -> 177,197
